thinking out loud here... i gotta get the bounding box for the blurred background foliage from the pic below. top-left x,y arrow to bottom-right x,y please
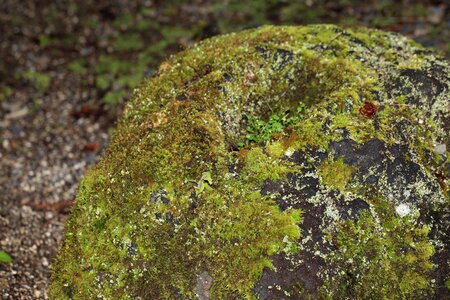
1,0 -> 448,108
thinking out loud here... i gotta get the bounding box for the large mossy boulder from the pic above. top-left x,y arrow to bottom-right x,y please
50,25 -> 449,299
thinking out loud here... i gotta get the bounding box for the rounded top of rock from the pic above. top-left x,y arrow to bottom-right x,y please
50,24 -> 449,299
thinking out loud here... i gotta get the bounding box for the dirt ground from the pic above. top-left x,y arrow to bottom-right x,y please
0,1 -> 448,299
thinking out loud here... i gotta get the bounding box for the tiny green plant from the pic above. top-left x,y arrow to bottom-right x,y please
196,171 -> 213,195
0,85 -> 12,103
185,171 -> 213,196
68,59 -> 87,74
0,250 -> 12,263
20,70 -> 51,91
238,102 -> 306,148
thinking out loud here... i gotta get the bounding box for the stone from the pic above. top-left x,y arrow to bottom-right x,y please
50,25 -> 449,299
196,271 -> 214,300
435,143 -> 446,155
0,278 -> 9,290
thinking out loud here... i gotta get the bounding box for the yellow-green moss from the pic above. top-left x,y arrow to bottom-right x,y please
321,195 -> 435,299
317,157 -> 356,191
241,147 -> 297,185
50,24 -> 447,299
266,141 -> 286,158
201,188 -> 301,298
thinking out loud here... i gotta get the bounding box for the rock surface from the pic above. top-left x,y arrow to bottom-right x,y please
50,25 -> 449,299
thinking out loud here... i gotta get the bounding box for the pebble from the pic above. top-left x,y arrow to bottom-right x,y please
42,257 -> 49,267
0,278 -> 9,290
45,212 -> 54,220
434,143 -> 446,155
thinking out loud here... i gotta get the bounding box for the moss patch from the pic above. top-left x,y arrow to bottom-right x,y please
50,24 -> 449,299
318,156 -> 356,191
322,195 -> 435,299
241,147 -> 297,185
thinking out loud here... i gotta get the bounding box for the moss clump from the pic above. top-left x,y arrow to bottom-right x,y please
322,196 -> 434,299
241,147 -> 297,185
50,24 -> 449,299
265,141 -> 287,159
318,156 -> 356,191
52,166 -> 301,299
445,278 -> 450,290
200,188 -> 301,297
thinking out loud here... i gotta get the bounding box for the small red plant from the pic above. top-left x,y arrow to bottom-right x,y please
359,101 -> 378,119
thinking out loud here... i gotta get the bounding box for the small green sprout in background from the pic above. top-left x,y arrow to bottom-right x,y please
0,86 -> 12,103
68,59 -> 88,74
20,70 -> 51,91
0,250 -> 13,263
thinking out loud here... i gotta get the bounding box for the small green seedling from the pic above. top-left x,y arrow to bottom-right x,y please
239,102 -> 306,148
196,171 -> 213,195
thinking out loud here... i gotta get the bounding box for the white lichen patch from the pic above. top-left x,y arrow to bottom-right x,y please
285,148 -> 294,157
395,203 -> 411,217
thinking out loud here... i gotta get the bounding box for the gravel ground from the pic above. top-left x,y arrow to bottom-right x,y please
0,73 -> 114,299
0,1 -> 448,299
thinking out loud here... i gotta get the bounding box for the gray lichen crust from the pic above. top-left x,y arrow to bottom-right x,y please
50,25 -> 449,299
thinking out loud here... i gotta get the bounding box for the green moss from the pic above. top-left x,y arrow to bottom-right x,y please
292,115 -> 329,150
321,196 -> 435,299
50,146 -> 302,299
200,188 -> 301,298
241,147 -> 296,185
266,141 -> 286,159
445,278 -> 450,290
50,24 -> 447,298
317,156 -> 356,191
329,108 -> 382,144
